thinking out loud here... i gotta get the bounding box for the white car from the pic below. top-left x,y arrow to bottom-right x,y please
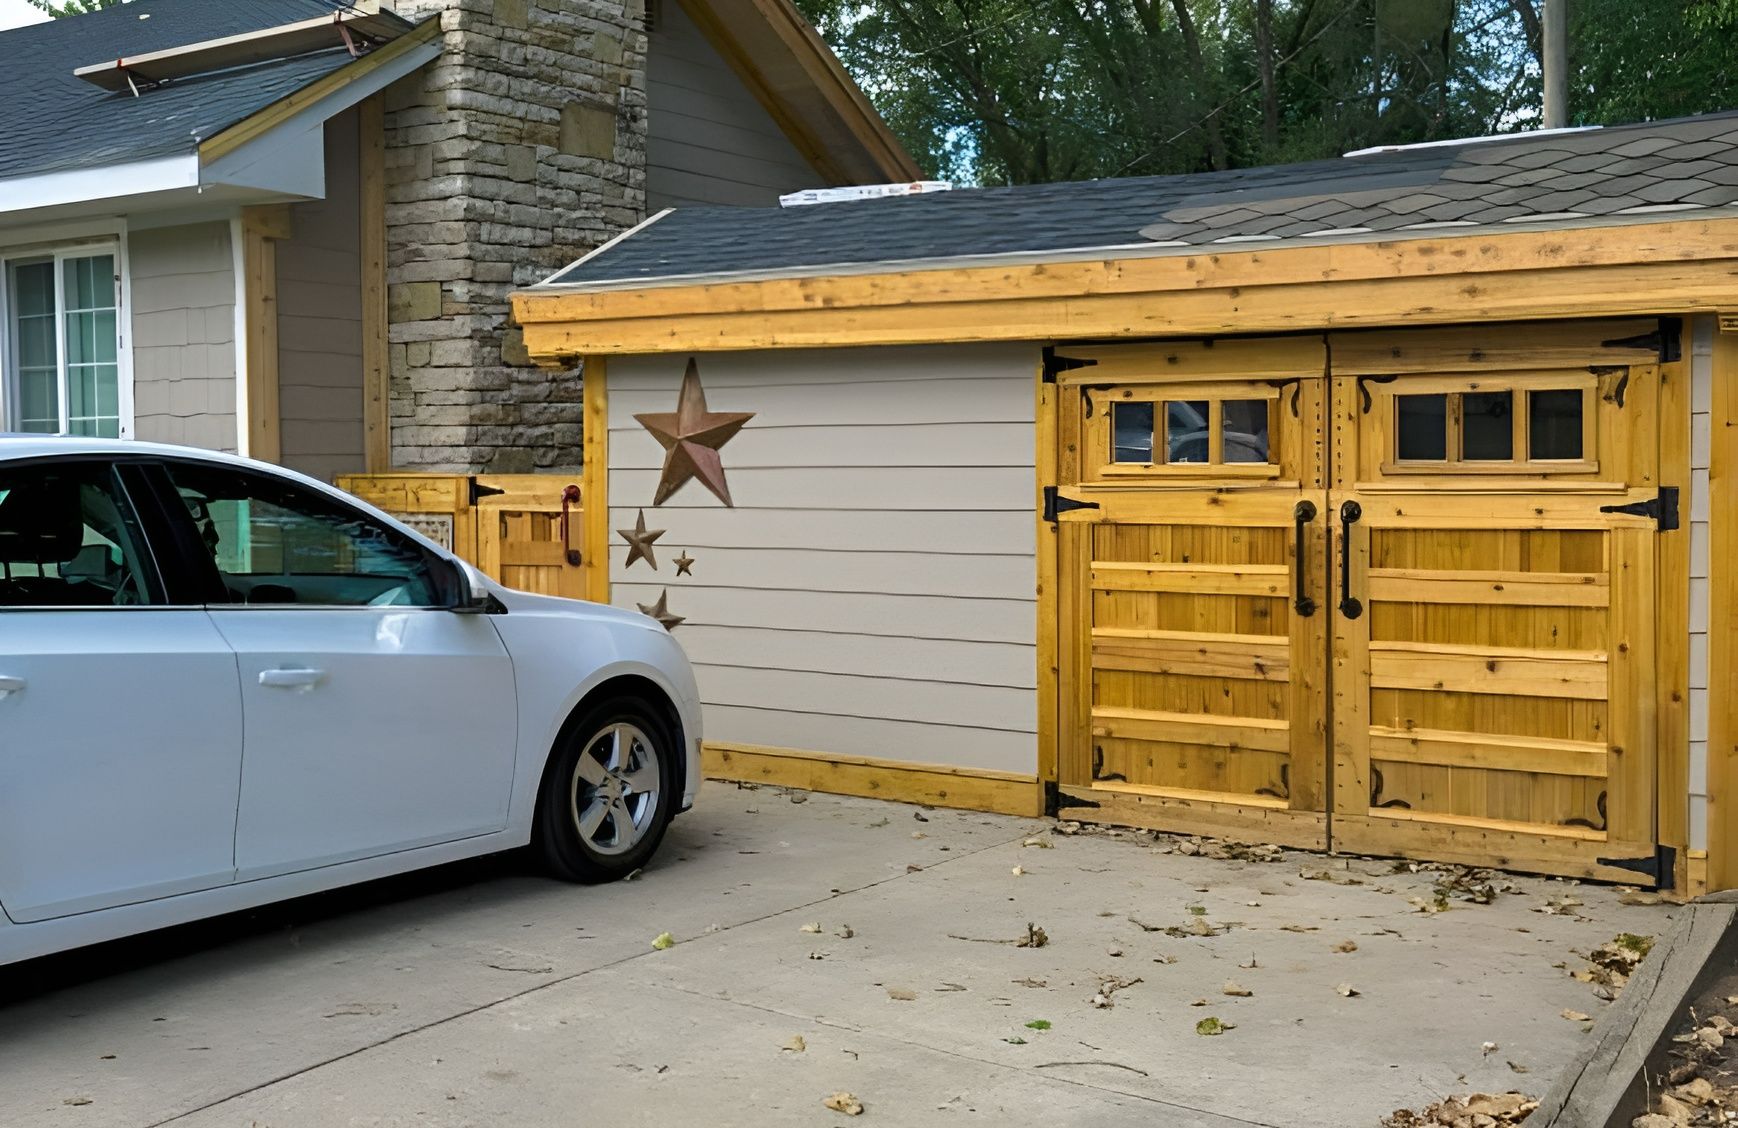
0,437 -> 702,966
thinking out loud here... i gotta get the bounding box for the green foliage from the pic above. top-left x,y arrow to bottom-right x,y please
795,0 -> 1738,185
26,0 -> 125,14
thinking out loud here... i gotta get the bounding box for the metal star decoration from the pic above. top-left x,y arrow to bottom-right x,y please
618,509 -> 665,571
636,589 -> 685,631
634,357 -> 755,506
673,552 -> 695,577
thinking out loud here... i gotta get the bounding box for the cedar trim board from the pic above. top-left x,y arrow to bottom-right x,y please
1532,899 -> 1737,1127
702,742 -> 1044,817
1054,784 -> 1329,851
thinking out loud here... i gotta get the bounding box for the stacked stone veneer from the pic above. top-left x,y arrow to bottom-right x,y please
382,0 -> 646,471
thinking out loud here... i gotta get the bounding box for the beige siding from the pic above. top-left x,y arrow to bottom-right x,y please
277,108 -> 365,482
1691,314 -> 1713,852
128,222 -> 237,453
608,345 -> 1040,774
644,3 -> 820,209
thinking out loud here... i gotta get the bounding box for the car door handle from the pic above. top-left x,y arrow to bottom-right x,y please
0,675 -> 24,699
259,668 -> 326,690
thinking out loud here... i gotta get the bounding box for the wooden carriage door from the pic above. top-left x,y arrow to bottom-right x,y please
471,474 -> 587,599
1051,339 -> 1332,848
1326,322 -> 1673,884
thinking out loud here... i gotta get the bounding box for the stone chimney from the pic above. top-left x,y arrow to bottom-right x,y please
381,0 -> 647,471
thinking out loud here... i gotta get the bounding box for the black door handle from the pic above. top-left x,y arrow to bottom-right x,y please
1292,500 -> 1317,617
1338,500 -> 1363,620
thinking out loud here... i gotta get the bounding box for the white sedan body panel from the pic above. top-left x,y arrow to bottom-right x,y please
0,437 -> 703,967
0,610 -> 243,922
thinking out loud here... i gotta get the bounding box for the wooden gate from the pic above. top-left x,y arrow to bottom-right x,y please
1050,321 -> 1677,883
335,473 -> 588,600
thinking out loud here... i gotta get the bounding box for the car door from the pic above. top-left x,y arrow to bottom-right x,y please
0,458 -> 243,922
147,458 -> 518,881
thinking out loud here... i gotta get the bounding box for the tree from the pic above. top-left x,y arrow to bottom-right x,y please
26,0 -> 125,14
796,0 -> 1738,186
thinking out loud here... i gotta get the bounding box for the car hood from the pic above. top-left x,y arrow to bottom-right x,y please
488,584 -> 664,632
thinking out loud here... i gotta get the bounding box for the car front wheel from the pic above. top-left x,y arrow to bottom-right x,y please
534,698 -> 676,882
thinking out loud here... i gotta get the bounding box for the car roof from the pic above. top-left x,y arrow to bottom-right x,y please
0,434 -> 261,468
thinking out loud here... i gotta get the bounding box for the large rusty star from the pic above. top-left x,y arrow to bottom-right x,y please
634,357 -> 755,507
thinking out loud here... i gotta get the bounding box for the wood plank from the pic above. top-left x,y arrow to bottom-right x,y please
1331,374 -> 1373,820
1369,726 -> 1608,777
1712,324 -> 1738,892
1060,338 -> 1326,383
1090,562 -> 1288,596
1333,812 -> 1660,882
1035,367 -> 1061,792
703,742 -> 1042,817
1056,784 -> 1328,850
1091,628 -> 1289,681
240,208 -> 282,464
516,219 -> 1738,325
1091,705 -> 1291,753
583,357 -> 611,602
1367,568 -> 1609,607
1657,332 -> 1692,889
1329,319 -> 1660,375
1370,640 -> 1608,699
1357,490 -> 1657,530
358,94 -> 389,472
1065,488 -> 1303,526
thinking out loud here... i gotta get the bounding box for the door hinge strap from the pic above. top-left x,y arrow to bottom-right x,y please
468,477 -> 507,505
1042,346 -> 1098,384
1045,781 -> 1101,814
1601,316 -> 1683,364
1599,486 -> 1679,530
1042,485 -> 1100,523
1595,844 -> 1677,891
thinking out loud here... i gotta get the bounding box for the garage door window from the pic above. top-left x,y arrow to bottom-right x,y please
1388,375 -> 1596,473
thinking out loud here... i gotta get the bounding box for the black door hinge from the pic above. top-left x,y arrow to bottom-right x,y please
1045,781 -> 1101,815
1042,346 -> 1098,384
1602,316 -> 1683,364
469,478 -> 507,505
1599,486 -> 1679,530
1042,485 -> 1100,523
1596,844 -> 1677,891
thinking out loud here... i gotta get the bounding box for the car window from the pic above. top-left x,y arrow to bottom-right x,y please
0,462 -> 156,608
162,462 -> 448,608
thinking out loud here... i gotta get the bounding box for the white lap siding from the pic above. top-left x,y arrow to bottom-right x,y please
607,346 -> 1040,774
128,222 -> 238,453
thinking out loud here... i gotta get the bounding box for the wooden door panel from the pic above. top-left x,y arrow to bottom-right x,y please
472,474 -> 585,600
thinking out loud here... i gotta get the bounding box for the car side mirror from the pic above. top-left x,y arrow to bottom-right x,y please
450,558 -> 495,613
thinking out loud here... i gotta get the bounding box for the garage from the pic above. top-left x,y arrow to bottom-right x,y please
510,112 -> 1738,894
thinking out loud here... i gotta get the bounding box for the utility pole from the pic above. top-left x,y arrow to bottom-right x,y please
1543,0 -> 1568,128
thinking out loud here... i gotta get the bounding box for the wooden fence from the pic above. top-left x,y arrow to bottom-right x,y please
335,473 -> 588,600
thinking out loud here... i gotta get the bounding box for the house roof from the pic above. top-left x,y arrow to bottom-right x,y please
541,110 -> 1738,290
0,0 -> 399,182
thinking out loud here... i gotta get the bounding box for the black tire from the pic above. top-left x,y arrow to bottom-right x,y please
534,696 -> 677,883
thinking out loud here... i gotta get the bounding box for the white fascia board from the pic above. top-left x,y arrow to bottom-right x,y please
199,39 -> 441,198
0,154 -> 200,219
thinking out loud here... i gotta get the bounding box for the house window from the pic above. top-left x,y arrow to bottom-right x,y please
4,248 -> 123,438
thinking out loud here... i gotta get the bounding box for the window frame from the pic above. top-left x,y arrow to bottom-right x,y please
1087,382 -> 1283,481
1379,371 -> 1600,476
137,458 -> 464,611
0,235 -> 133,440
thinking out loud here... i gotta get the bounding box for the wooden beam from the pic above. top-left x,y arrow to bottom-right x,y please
198,18 -> 441,163
1034,359 -> 1060,795
241,206 -> 286,464
515,217 -> 1738,327
581,356 -> 611,603
703,742 -> 1043,816
1656,326 -> 1692,889
359,94 -> 390,472
1708,324 -> 1738,892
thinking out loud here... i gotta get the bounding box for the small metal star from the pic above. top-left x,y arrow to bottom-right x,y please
617,509 -> 665,571
636,589 -> 685,631
673,551 -> 695,577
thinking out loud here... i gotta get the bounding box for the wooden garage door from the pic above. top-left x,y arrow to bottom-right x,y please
1051,322 -> 1677,884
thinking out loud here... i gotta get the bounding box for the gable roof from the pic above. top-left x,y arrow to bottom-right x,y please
542,110 -> 1738,290
0,0 -> 411,183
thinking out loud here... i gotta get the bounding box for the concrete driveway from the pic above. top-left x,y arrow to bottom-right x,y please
0,783 -> 1670,1128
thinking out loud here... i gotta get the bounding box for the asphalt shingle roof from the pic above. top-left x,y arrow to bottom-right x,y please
546,111 -> 1738,289
0,0 -> 373,181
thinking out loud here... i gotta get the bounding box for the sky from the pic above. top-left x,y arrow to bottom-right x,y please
0,0 -> 49,30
